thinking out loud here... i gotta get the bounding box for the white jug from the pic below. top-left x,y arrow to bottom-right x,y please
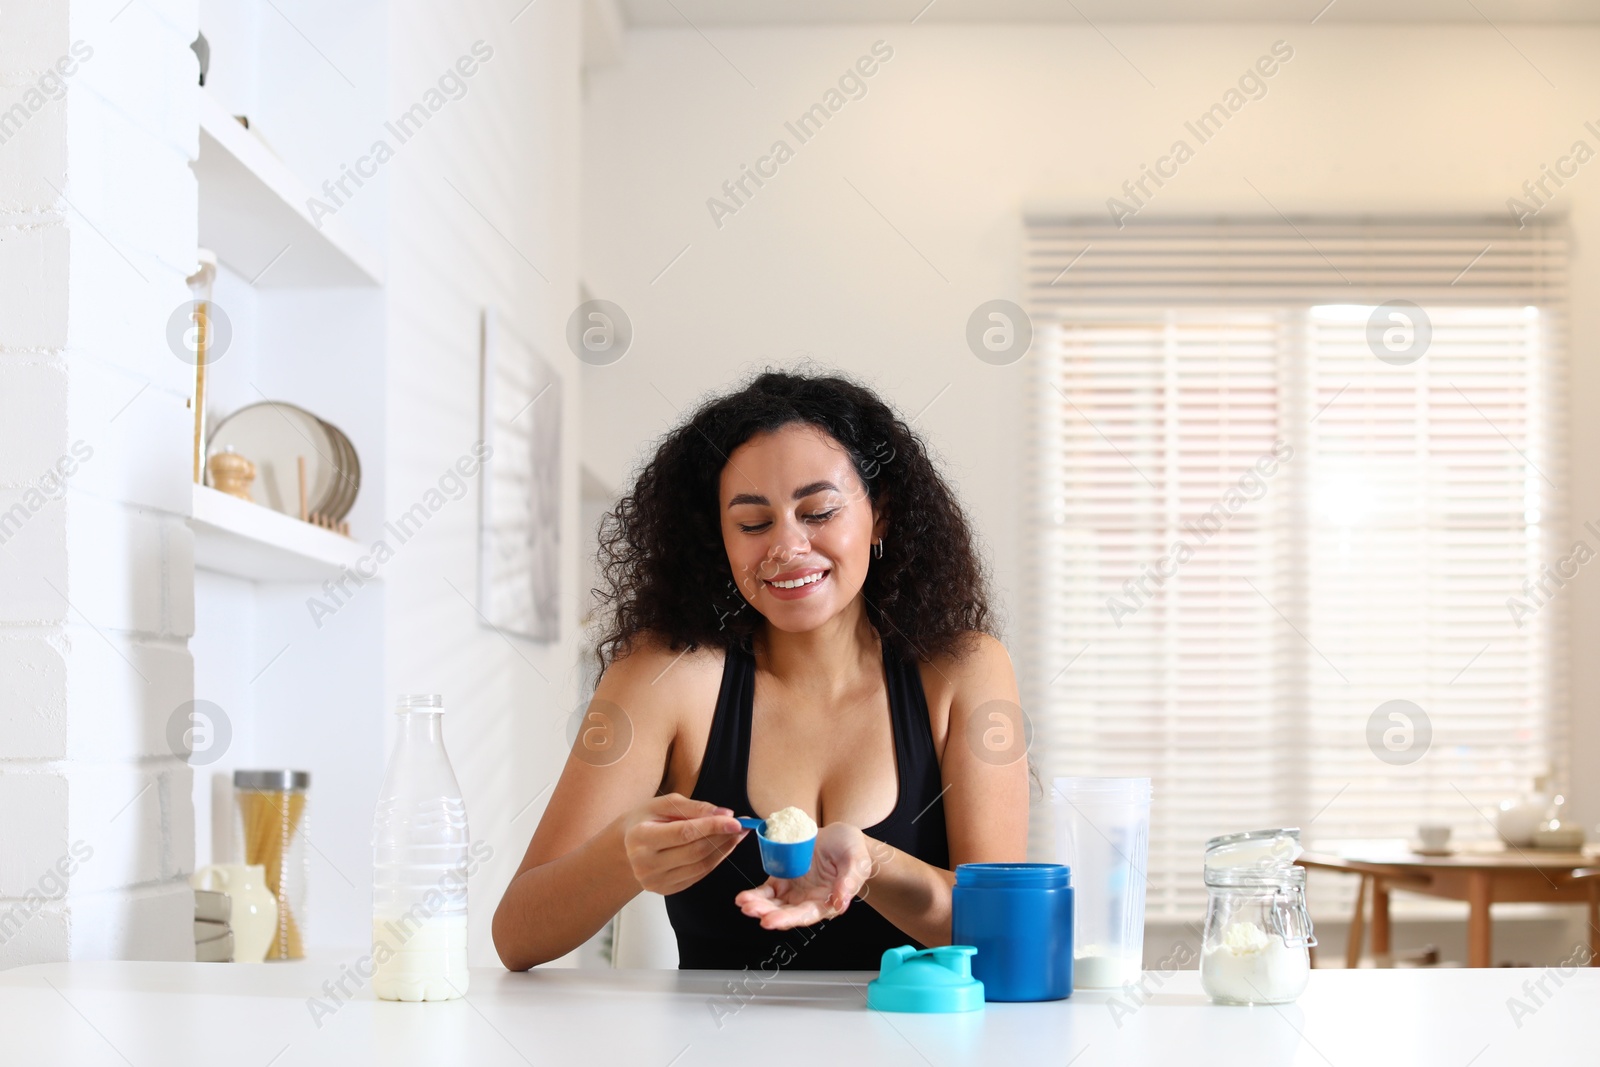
192,863 -> 278,963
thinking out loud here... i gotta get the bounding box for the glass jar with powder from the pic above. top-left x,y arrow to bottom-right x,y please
1199,828 -> 1316,1006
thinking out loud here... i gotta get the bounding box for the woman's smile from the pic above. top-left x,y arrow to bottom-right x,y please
763,567 -> 831,599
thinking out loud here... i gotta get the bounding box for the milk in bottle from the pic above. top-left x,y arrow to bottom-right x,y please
372,694 -> 471,1001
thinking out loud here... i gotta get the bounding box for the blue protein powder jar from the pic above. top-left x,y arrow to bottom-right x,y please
951,863 -> 1074,1001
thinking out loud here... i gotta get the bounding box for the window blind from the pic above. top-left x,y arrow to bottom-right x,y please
1022,219 -> 1568,918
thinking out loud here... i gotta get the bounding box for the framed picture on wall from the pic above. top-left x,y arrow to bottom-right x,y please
478,306 -> 561,642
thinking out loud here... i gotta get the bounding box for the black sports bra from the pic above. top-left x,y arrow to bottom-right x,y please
663,634 -> 951,969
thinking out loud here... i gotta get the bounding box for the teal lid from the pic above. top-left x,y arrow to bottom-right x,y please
866,945 -> 985,1013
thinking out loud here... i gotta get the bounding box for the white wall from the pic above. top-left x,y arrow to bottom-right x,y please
383,0 -> 584,968
0,0 -> 199,965
580,24 -> 1600,959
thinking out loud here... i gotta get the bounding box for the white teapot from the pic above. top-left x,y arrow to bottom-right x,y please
1495,774 -> 1553,848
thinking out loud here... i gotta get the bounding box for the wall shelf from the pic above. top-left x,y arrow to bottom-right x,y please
186,2 -> 391,954
190,483 -> 366,583
196,91 -> 384,288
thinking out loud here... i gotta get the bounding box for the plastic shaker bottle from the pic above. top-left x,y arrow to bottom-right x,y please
371,694 -> 471,1001
1053,776 -> 1151,988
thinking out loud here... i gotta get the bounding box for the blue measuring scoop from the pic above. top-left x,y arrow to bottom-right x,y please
736,817 -> 815,879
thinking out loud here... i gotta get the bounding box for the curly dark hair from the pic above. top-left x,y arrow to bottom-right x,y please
589,366 -> 1000,676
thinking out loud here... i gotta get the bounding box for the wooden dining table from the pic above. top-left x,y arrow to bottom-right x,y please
1297,840 -> 1600,968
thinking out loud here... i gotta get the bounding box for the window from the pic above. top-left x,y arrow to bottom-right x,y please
1022,220 -> 1568,917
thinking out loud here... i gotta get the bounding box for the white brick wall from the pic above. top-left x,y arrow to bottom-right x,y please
0,772 -> 69,897
0,635 -> 68,758
7,0 -> 585,970
0,0 -> 197,968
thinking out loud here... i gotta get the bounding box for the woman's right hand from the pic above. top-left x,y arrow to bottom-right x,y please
620,793 -> 749,895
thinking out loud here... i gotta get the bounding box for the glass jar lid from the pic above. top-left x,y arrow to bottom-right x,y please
233,769 -> 310,791
1204,827 -> 1303,887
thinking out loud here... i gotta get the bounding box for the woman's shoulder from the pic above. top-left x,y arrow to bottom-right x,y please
592,632 -> 728,791
594,630 -> 728,708
913,630 -> 1017,735
907,631 -> 1013,763
922,630 -> 1012,683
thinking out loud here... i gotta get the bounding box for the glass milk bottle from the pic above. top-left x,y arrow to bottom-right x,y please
372,694 -> 470,1001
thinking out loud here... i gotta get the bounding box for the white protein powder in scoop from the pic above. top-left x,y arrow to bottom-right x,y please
763,806 -> 818,843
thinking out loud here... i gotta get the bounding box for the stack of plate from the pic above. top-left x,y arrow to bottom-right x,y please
206,401 -> 360,524
194,888 -> 233,963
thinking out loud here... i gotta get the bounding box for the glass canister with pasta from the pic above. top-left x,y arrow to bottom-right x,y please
233,769 -> 310,960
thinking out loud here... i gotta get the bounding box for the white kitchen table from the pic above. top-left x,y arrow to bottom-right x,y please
0,956 -> 1593,1066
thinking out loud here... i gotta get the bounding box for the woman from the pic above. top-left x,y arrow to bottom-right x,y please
492,368 -> 1029,970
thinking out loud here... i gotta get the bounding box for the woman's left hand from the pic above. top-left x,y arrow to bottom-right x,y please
734,822 -> 881,930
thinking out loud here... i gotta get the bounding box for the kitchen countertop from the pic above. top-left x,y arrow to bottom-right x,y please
0,957 -> 1594,1066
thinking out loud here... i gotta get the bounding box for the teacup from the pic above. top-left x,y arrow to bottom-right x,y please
1417,824 -> 1452,852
